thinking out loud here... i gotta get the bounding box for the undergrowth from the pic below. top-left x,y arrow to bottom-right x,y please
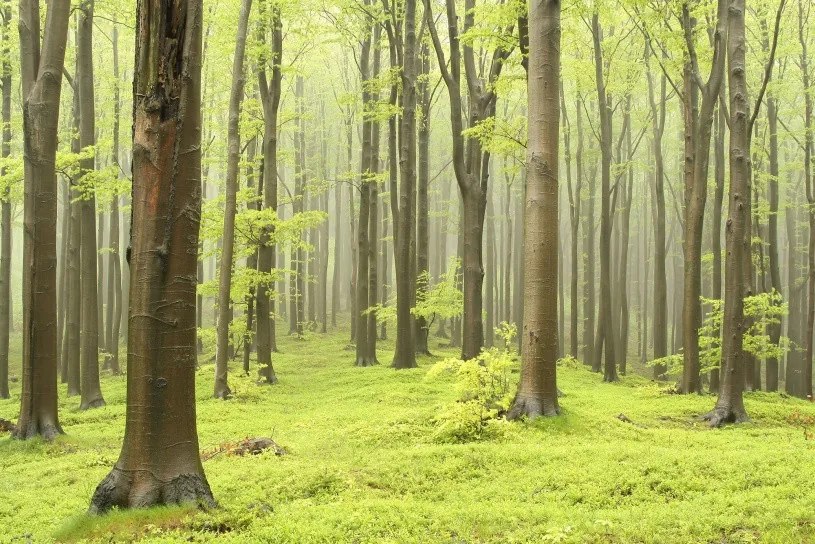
1,324 -> 814,543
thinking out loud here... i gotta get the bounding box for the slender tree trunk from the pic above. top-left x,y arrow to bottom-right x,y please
256,4 -> 282,383
591,14 -> 617,382
0,0 -> 11,399
801,0 -> 815,401
89,0 -> 215,511
105,24 -> 123,375
710,99 -> 726,391
214,0 -> 252,399
646,51 -> 668,377
365,24 -> 381,360
392,0 -> 418,369
77,0 -> 105,410
415,44 -> 432,355
243,136 -> 258,374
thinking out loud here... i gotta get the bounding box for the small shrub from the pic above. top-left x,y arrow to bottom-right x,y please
426,323 -> 518,442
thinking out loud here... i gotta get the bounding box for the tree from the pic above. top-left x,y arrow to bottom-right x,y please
215,0 -> 254,399
78,0 -> 105,411
0,0 -> 11,400
256,0 -> 283,384
15,0 -> 72,440
705,0 -> 749,426
89,0 -> 215,511
424,0 -> 513,361
508,0 -> 561,419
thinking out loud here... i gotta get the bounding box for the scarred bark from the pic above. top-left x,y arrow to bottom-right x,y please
89,0 -> 214,511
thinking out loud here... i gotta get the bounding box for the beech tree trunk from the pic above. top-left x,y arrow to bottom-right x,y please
0,0 -> 11,399
680,0 -> 728,394
214,0 -> 252,399
706,0 -> 750,426
801,0 -> 814,401
89,0 -> 215,511
391,0 -> 418,369
415,45 -> 432,355
15,0 -> 72,439
508,0 -> 561,419
591,13 -> 617,382
256,4 -> 282,384
105,24 -> 123,375
78,0 -> 105,410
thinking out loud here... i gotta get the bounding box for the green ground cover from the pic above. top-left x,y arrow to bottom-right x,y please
2,328 -> 815,543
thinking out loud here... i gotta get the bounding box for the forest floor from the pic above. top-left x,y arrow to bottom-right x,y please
2,325 -> 815,543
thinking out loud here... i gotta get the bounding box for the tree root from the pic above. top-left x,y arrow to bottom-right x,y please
89,468 -> 216,515
80,398 -> 107,410
702,405 -> 750,428
506,395 -> 560,420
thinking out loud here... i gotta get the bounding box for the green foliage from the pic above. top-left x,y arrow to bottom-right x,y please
425,323 -> 518,443
371,258 -> 463,326
648,292 -> 790,378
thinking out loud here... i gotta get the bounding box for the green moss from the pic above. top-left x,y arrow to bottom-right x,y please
1,328 -> 814,543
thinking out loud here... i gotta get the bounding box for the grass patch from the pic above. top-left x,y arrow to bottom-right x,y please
1,324 -> 814,543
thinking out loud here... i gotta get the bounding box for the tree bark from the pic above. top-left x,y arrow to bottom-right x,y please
590,13 -> 617,382
705,0 -> 749,426
256,4 -> 283,384
391,0 -> 418,369
680,0 -> 728,394
0,0 -> 11,399
214,0 -> 252,399
15,0 -> 72,439
508,0 -> 561,418
89,0 -> 215,511
78,0 -> 105,410
801,0 -> 814,401
105,24 -> 123,375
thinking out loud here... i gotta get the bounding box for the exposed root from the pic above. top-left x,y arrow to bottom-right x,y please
80,398 -> 107,410
355,358 -> 378,368
702,405 -> 750,428
506,395 -> 560,420
13,420 -> 63,441
89,468 -> 216,515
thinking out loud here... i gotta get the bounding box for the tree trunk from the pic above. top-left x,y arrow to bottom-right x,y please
705,0 -> 749,426
392,0 -> 418,369
710,99 -> 726,391
215,0 -> 252,399
256,4 -> 282,384
0,0 -> 11,399
89,0 -> 215,511
801,0 -> 814,401
646,49 -> 668,378
591,14 -> 617,382
243,136 -> 258,374
77,0 -> 105,411
105,24 -> 123,375
508,0 -> 561,418
15,0 -> 72,439
415,44 -> 431,355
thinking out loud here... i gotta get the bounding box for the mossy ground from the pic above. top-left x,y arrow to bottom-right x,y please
2,324 -> 815,543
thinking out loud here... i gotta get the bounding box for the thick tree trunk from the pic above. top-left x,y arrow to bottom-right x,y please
508,0 -> 560,419
90,0 -> 215,511
15,0 -> 72,439
705,0 -> 749,426
214,0 -> 252,399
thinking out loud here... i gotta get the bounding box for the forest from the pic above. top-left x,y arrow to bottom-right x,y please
1,0 -> 815,542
